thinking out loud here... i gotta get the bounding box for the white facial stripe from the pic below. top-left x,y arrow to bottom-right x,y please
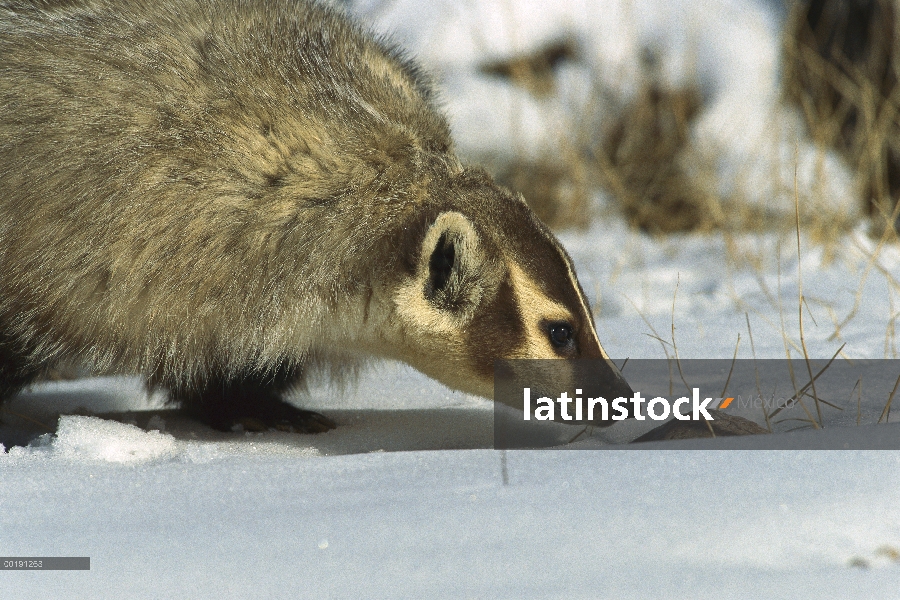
391,279 -> 494,398
558,253 -> 610,360
393,279 -> 460,337
506,262 -> 573,358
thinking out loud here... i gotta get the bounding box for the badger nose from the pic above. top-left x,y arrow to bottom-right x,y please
586,358 -> 635,420
611,365 -> 634,400
596,358 -> 634,398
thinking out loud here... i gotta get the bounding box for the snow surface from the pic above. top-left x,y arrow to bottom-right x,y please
4,0 -> 900,598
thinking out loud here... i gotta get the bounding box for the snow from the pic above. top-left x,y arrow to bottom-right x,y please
3,443 -> 900,598
48,416 -> 178,463
4,0 -> 900,597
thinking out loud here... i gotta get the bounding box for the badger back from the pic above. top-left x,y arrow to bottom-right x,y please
0,0 -> 450,381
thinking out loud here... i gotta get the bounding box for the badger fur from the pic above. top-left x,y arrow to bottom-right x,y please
0,0 -> 632,432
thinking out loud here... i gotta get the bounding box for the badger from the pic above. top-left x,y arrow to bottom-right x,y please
0,0 -> 632,433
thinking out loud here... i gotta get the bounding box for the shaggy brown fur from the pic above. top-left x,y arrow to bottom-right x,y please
0,0 -> 631,432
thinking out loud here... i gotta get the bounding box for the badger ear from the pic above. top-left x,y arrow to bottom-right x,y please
420,211 -> 483,313
427,230 -> 456,299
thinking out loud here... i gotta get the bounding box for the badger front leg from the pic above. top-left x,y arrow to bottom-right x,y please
167,365 -> 335,434
0,329 -> 44,408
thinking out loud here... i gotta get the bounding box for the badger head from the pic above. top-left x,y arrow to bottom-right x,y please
384,169 -> 633,418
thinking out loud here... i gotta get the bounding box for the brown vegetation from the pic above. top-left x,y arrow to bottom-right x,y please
783,0 -> 900,235
595,82 -> 717,234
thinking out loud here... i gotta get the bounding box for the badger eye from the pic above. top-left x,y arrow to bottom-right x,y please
548,322 -> 574,349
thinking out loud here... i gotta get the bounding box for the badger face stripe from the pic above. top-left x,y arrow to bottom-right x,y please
559,251 -> 611,361
505,262 -> 575,358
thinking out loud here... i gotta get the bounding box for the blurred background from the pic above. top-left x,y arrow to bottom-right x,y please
347,0 -> 900,242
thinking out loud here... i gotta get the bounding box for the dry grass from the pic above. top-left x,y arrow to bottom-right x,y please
478,39 -> 595,229
481,43 -> 719,234
594,81 -> 718,234
476,38 -> 719,233
782,0 -> 900,237
494,158 -> 591,230
476,1 -> 900,242
479,39 -> 577,100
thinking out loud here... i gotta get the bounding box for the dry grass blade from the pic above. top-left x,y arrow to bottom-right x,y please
669,274 -> 715,437
877,371 -> 900,423
831,209 -> 900,340
568,425 -> 591,444
719,334 -> 741,400
850,377 -> 862,425
746,312 -> 773,432
794,160 -> 824,427
798,390 -> 842,411
624,294 -> 678,395
769,342 -> 846,419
